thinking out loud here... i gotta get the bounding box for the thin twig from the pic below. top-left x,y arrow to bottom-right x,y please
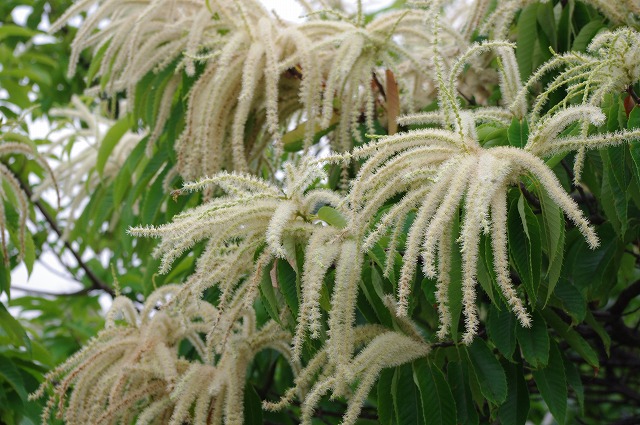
10,284 -> 92,297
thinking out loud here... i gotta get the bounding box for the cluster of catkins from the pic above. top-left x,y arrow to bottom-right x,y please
32,0 -> 640,424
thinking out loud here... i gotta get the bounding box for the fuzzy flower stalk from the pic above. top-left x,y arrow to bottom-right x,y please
347,35 -> 640,344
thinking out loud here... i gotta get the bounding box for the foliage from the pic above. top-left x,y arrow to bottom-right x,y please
1,0 -> 640,424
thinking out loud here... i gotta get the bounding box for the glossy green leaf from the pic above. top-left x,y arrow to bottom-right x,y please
536,1 -> 556,50
516,311 -> 549,369
23,231 -> 35,277
0,304 -> 30,352
466,339 -> 507,404
258,263 -> 281,325
507,117 -> 528,149
96,115 -> 132,176
557,0 -> 573,52
392,364 -> 425,425
543,309 -> 599,369
486,303 -> 516,361
282,116 -> 339,152
87,41 -> 110,82
570,224 -> 620,300
628,107 -> 640,187
534,181 -> 565,303
600,148 -> 629,236
477,235 -> 497,304
516,4 -> 539,80
243,384 -> 263,425
553,279 -> 586,324
413,359 -> 456,425
277,258 -> 299,318
562,353 -> 584,413
498,360 -> 529,425
584,310 -> 610,357
140,168 -> 168,225
571,20 -> 603,52
316,206 -> 347,228
447,361 -> 479,425
508,195 -> 542,305
0,24 -> 37,42
448,210 -> 463,342
378,368 -> 396,425
0,354 -> 28,402
359,265 -> 393,327
532,341 -> 567,425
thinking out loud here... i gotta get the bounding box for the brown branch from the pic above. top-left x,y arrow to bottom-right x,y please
611,416 -> 640,425
10,284 -> 92,297
587,377 -> 640,403
627,86 -> 640,105
519,182 -> 541,210
16,179 -> 114,297
608,279 -> 640,317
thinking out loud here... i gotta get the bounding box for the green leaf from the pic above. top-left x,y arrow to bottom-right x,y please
508,195 -> 542,305
316,206 -> 347,228
96,115 -> 132,176
628,107 -> 640,187
584,310 -> 610,357
556,1 -> 572,51
507,117 -> 528,149
571,20 -> 603,52
498,360 -> 529,425
243,384 -> 263,425
0,266 -> 10,298
0,304 -> 30,353
23,231 -> 35,277
87,41 -> 110,82
600,148 -> 629,236
1,79 -> 30,109
480,127 -> 509,148
553,279 -> 586,324
534,181 -> 565,304
0,354 -> 27,402
0,25 -> 37,42
282,116 -> 339,152
516,4 -> 539,81
466,339 -> 507,404
368,240 -> 395,282
542,309 -> 599,369
359,265 -> 393,327
570,224 -> 620,300
447,361 -> 478,425
476,236 -> 497,304
447,211 -> 463,342
392,364 -> 425,425
532,341 -> 567,425
412,359 -> 457,425
140,167 -> 168,224
516,311 -> 549,369
562,353 -> 584,413
113,137 -> 147,205
378,368 -> 396,425
258,262 -> 281,325
486,303 -> 516,361
277,259 -> 299,318
536,1 -> 556,50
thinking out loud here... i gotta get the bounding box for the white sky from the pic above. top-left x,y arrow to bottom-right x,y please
7,0 -> 395,309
